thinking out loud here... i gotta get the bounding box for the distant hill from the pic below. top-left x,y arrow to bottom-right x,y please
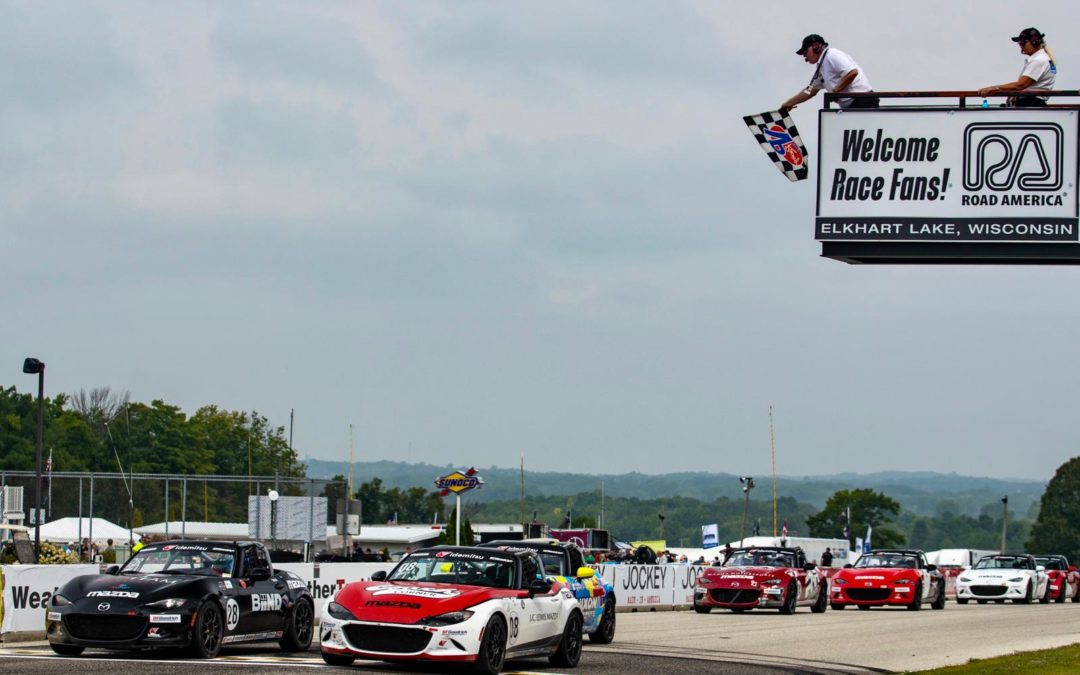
303,459 -> 1045,518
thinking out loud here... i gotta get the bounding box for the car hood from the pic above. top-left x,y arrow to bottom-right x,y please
960,568 -> 1033,581
702,566 -> 795,582
836,568 -> 918,582
63,573 -> 208,606
335,581 -> 520,623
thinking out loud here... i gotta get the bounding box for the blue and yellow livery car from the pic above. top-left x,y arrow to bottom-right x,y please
480,539 -> 615,644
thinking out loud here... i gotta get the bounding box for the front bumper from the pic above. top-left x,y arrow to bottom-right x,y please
955,582 -> 1028,600
694,584 -> 786,609
830,584 -> 915,606
47,609 -> 195,649
319,614 -> 480,663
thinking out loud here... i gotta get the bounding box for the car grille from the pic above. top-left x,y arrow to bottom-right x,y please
343,624 -> 432,654
64,614 -> 147,641
970,585 -> 1007,596
709,589 -> 761,604
846,588 -> 892,602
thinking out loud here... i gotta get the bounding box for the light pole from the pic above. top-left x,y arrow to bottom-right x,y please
1000,495 -> 1008,552
739,476 -> 755,547
268,489 -> 280,552
22,358 -> 45,564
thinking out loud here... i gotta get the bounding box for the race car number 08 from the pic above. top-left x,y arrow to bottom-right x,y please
509,616 -> 519,639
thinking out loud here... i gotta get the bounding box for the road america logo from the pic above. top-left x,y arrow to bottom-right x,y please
368,584 -> 462,599
763,124 -> 805,167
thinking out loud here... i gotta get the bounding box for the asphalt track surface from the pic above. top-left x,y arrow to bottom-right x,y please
3,602 -> 1080,674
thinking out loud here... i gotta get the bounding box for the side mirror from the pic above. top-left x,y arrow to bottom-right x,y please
926,564 -> 937,572
527,578 -> 550,597
250,567 -> 272,582
843,564 -> 853,569
576,567 -> 595,579
106,565 -> 120,575
371,570 -> 387,581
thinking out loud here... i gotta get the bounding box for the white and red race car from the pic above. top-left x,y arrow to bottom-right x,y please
693,546 -> 828,614
1033,555 -> 1080,603
320,546 -> 584,674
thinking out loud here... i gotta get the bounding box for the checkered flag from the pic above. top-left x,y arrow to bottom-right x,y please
743,109 -> 809,182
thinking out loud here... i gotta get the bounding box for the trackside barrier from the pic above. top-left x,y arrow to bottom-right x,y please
0,564 -> 98,640
593,564 -> 708,611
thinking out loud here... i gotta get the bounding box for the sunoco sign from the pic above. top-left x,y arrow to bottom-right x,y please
816,109 -> 1078,243
434,468 -> 483,496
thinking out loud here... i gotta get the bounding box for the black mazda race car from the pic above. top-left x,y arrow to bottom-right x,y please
46,540 -> 313,658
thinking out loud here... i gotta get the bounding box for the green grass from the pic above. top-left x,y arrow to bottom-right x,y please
913,643 -> 1080,673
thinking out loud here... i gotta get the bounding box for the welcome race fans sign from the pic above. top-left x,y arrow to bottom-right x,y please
816,110 -> 1078,243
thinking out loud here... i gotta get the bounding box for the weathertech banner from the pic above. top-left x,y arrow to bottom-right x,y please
744,109 -> 809,182
816,109 -> 1079,242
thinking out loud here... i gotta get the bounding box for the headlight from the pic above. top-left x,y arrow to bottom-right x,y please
697,577 -> 712,585
51,594 -> 71,607
958,577 -> 971,583
893,579 -> 913,585
1008,577 -> 1024,583
760,579 -> 782,586
146,598 -> 187,609
420,610 -> 474,627
327,602 -> 357,621
832,578 -> 848,585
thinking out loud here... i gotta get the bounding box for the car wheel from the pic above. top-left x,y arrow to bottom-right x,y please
474,615 -> 507,675
931,581 -> 947,610
831,604 -> 846,611
549,611 -> 583,668
956,597 -> 969,605
810,581 -> 828,613
693,596 -> 712,614
589,598 -> 616,644
730,607 -> 746,613
1040,583 -> 1052,604
49,643 -> 84,656
779,582 -> 797,615
907,583 -> 923,611
321,652 -> 355,667
189,601 -> 225,659
1016,580 -> 1033,605
279,597 -> 314,652
1055,587 -> 1066,603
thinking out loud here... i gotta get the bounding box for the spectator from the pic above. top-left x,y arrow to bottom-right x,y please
783,34 -> 878,110
821,547 -> 834,568
978,27 -> 1057,107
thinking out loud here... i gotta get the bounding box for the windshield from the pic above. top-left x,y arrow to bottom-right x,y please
855,553 -> 919,569
389,551 -> 516,588
725,549 -> 795,568
120,544 -> 236,577
539,551 -> 565,575
974,556 -> 1032,570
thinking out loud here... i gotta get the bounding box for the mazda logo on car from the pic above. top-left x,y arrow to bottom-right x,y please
97,602 -> 111,611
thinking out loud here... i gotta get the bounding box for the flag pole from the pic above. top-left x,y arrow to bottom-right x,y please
770,405 -> 778,537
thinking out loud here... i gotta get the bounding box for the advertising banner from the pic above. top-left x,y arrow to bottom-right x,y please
817,109 -> 1078,242
0,564 -> 97,636
702,524 -> 719,549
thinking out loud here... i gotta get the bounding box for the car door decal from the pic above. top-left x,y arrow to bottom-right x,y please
226,598 -> 240,631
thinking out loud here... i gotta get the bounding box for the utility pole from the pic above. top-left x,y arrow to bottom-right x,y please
739,476 -> 755,546
1000,495 -> 1008,552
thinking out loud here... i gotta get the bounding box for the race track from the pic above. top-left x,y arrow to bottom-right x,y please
2,602 -> 1079,674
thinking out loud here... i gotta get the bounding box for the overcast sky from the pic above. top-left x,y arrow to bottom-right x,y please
4,1 -> 1079,481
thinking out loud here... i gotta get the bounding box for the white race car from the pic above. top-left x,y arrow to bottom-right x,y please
320,546 -> 585,674
955,554 -> 1050,604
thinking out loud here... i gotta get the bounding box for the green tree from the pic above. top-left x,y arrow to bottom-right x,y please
1027,457 -> 1080,562
807,488 -> 904,549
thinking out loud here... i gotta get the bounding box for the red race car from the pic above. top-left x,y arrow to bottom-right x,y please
693,546 -> 827,614
1033,555 -> 1080,603
830,549 -> 946,611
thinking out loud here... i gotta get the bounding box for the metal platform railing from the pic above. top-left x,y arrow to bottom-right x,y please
824,90 -> 1080,109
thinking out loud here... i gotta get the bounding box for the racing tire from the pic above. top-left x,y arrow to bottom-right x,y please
589,598 -> 616,644
549,611 -> 584,668
956,598 -> 968,605
279,597 -> 314,652
1055,587 -> 1066,603
693,596 -> 712,614
729,607 -> 746,613
810,582 -> 828,613
931,581 -> 946,610
1073,587 -> 1080,603
831,604 -> 846,611
907,583 -> 923,611
189,601 -> 225,659
1040,584 -> 1052,604
49,643 -> 85,656
474,615 -> 507,675
778,582 -> 798,615
321,653 -> 355,667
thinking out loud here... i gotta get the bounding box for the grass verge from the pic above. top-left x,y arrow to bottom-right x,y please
913,642 -> 1080,673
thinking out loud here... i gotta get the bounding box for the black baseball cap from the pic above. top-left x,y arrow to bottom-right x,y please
1011,28 -> 1044,43
796,34 -> 826,55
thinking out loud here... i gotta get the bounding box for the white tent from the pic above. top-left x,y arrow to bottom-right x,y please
37,517 -> 139,544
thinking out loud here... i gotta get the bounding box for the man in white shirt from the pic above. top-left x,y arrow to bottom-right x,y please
978,28 -> 1057,107
782,34 -> 877,110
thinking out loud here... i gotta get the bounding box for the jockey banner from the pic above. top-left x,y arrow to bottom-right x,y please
816,109 -> 1078,243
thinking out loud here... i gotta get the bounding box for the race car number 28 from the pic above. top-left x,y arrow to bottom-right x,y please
226,599 -> 240,630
